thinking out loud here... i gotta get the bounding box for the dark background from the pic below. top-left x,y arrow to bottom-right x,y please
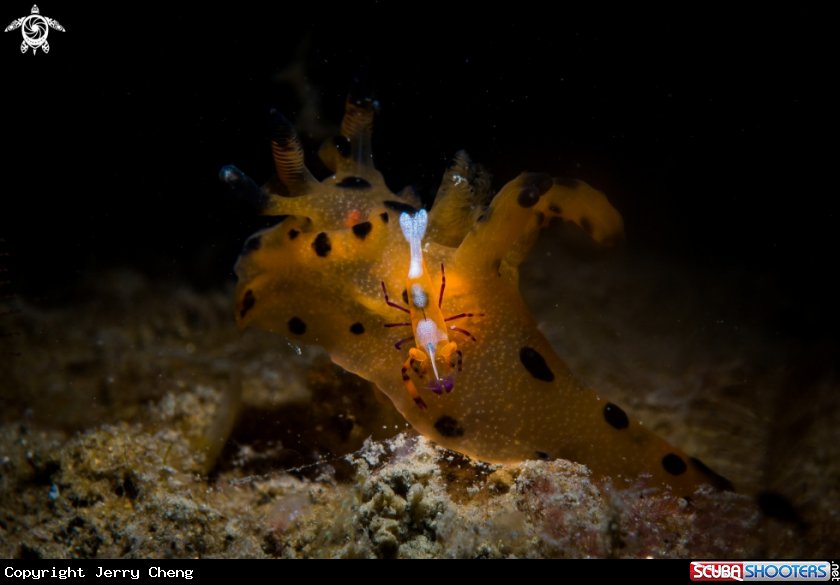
1,5 -> 834,339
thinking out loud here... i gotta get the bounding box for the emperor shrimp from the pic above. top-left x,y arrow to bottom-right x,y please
381,209 -> 483,409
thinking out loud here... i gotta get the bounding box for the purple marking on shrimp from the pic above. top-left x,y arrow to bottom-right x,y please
428,374 -> 455,395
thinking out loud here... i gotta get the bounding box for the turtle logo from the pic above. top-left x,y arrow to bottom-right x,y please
4,5 -> 65,54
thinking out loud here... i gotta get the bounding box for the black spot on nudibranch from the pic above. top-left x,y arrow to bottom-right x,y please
288,317 -> 307,335
384,200 -> 420,215
548,204 -> 562,215
517,186 -> 540,208
535,451 -> 552,461
243,235 -> 261,253
379,212 -> 389,223
350,322 -> 365,335
521,172 -> 553,195
662,454 -> 687,476
580,216 -> 594,235
312,232 -> 332,257
337,176 -> 372,189
690,457 -> 735,492
402,289 -> 409,305
352,221 -> 373,240
553,177 -> 580,189
288,229 -> 300,240
603,403 -> 629,430
240,290 -> 255,319
519,347 -> 555,382
434,416 -> 465,438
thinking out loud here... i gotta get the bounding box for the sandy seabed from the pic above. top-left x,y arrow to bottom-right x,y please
1,227 -> 837,558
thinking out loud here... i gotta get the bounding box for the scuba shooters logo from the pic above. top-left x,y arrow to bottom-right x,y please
691,561 -> 833,581
692,563 -> 745,582
4,5 -> 65,54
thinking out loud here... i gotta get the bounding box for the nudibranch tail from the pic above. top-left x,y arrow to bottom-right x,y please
541,178 -> 626,246
508,178 -> 627,268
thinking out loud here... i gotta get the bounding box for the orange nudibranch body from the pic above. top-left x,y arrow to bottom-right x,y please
222,91 -> 734,497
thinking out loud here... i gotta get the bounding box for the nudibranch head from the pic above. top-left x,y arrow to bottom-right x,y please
222,85 -> 734,497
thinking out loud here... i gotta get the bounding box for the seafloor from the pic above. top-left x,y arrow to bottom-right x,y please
1,224 -> 837,559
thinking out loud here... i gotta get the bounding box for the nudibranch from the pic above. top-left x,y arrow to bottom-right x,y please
220,87 -> 733,497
